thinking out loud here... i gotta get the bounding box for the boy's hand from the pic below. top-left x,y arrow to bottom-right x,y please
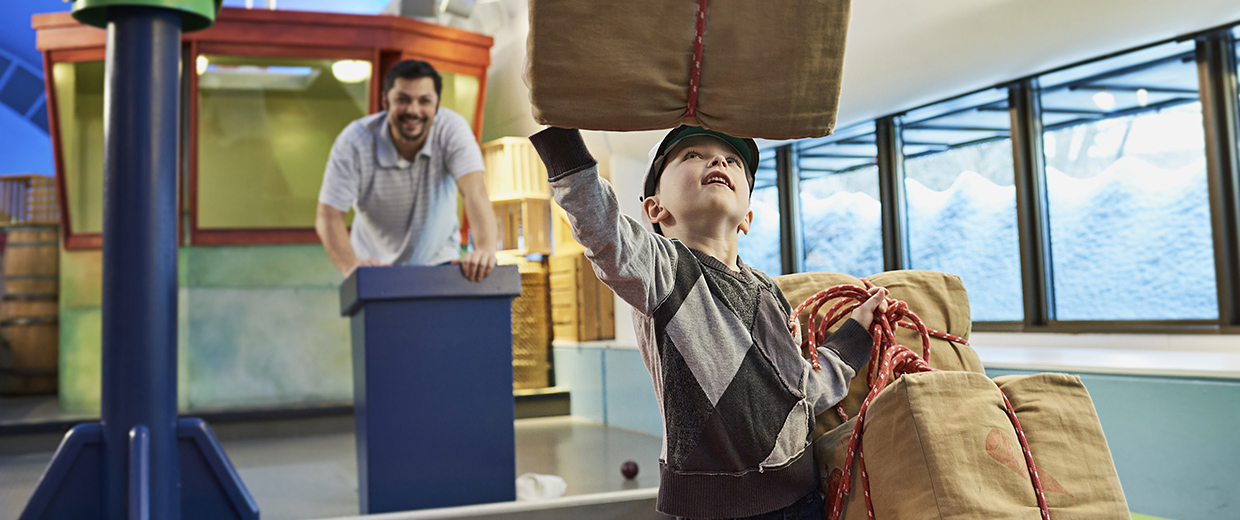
850,286 -> 889,329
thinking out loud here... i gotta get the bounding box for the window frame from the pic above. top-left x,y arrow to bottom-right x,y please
765,27 -> 1240,334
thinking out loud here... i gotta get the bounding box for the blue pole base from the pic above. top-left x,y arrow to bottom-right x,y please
19,419 -> 259,520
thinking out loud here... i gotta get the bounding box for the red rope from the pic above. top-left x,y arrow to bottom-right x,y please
685,0 -> 708,118
789,283 -> 1049,520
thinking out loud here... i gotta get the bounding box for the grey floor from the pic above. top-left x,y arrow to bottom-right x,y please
0,413 -> 663,520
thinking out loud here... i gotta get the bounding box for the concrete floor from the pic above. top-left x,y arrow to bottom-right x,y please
0,413 -> 663,520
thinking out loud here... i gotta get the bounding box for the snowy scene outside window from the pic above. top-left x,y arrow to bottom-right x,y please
903,88 -> 1022,321
797,124 -> 883,278
738,151 -> 781,275
1039,41 -> 1217,320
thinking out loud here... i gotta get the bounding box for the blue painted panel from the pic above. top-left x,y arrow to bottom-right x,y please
552,347 -> 605,423
987,368 -> 1240,520
352,297 -> 516,513
603,349 -> 662,437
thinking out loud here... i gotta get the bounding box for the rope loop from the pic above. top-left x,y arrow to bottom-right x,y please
789,282 -> 1047,520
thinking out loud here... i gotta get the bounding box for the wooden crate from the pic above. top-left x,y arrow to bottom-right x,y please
0,175 -> 58,224
482,137 -> 550,201
549,253 -> 615,343
550,201 -> 585,256
507,258 -> 552,390
494,197 -> 551,256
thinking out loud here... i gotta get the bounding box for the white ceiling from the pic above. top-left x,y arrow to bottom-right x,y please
464,0 -> 1240,156
836,0 -> 1240,128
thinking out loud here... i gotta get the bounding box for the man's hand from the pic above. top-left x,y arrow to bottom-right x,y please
454,247 -> 497,282
850,286 -> 889,329
346,258 -> 387,278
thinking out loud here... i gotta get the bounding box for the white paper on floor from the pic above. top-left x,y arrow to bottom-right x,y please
515,473 -> 567,501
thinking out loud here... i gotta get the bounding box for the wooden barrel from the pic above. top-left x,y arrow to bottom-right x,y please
0,224 -> 59,395
3,224 -> 59,294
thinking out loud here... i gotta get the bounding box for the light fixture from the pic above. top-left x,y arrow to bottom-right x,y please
196,55 -> 208,76
1092,90 -> 1115,111
1136,88 -> 1149,107
332,60 -> 372,84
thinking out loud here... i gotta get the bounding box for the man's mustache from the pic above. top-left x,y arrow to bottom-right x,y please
398,115 -> 427,124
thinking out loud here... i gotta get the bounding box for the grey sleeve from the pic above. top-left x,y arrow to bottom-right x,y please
319,125 -> 362,212
807,318 -> 873,413
530,128 -> 679,315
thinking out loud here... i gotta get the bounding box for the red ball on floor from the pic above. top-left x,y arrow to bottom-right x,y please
621,460 -> 639,480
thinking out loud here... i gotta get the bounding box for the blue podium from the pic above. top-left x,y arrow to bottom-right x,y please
340,264 -> 522,514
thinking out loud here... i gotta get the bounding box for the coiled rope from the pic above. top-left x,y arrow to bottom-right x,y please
789,280 -> 1049,520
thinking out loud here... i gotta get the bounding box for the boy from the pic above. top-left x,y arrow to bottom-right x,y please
530,126 -> 885,520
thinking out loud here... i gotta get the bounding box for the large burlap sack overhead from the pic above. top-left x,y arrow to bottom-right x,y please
819,371 -> 1045,519
526,0 -> 851,139
773,270 -> 984,434
993,373 -> 1130,519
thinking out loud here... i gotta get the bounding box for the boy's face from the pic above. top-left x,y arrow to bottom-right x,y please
648,136 -> 753,236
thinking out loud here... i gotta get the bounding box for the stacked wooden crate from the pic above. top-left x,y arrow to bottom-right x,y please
484,138 -> 553,389
483,137 -> 552,256
549,253 -> 614,342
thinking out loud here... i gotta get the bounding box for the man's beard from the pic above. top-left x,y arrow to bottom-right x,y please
391,113 -> 429,143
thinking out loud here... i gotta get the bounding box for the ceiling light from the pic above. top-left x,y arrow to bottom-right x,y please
1136,88 -> 1149,107
332,60 -> 372,84
196,55 -> 208,76
1092,91 -> 1115,111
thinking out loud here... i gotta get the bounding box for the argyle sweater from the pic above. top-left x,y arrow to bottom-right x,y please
531,128 -> 872,519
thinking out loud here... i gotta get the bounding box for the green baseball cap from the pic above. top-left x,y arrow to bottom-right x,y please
643,125 -> 759,200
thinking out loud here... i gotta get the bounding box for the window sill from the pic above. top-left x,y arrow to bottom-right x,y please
971,332 -> 1240,380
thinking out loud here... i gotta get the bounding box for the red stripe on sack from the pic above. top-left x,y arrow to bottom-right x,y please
685,0 -> 708,118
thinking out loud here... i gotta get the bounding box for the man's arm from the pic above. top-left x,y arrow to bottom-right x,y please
315,203 -> 382,277
455,171 -> 497,281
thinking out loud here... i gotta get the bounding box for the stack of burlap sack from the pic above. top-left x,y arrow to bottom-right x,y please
772,271 -> 1130,519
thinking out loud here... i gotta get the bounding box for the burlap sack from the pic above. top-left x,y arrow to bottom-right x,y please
773,270 -> 984,434
527,0 -> 851,139
817,371 -> 1045,519
993,373 -> 1130,519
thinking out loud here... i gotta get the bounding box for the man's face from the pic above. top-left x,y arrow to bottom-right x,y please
654,136 -> 752,234
385,76 -> 439,144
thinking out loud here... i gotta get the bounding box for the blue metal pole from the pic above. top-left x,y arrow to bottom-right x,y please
98,7 -> 182,520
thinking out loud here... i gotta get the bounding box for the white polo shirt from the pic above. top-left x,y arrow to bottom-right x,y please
318,108 -> 485,266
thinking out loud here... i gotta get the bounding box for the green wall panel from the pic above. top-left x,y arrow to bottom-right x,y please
183,244 -> 341,289
58,243 -> 349,412
183,287 -> 351,409
59,248 -> 102,309
58,307 -> 101,413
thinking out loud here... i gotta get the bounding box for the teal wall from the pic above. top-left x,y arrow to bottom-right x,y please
557,343 -> 1239,520
60,244 -> 352,413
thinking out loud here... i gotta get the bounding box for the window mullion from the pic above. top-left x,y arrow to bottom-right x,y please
876,116 -> 909,271
1009,80 -> 1055,326
776,145 -> 804,275
1196,31 -> 1240,327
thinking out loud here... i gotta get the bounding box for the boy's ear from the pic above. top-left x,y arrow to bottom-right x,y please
738,209 -> 754,235
642,197 -> 671,227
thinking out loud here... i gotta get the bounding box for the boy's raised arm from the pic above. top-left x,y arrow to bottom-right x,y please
530,127 -> 678,315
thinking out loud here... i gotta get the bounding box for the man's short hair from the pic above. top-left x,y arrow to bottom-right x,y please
384,60 -> 443,98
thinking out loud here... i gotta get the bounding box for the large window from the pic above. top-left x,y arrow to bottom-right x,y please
798,123 -> 882,277
51,59 -> 105,237
901,89 -> 1023,321
738,148 -> 780,274
195,54 -> 373,232
1038,41 -> 1216,320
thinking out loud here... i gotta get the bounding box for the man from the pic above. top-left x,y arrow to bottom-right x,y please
316,60 -> 497,281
